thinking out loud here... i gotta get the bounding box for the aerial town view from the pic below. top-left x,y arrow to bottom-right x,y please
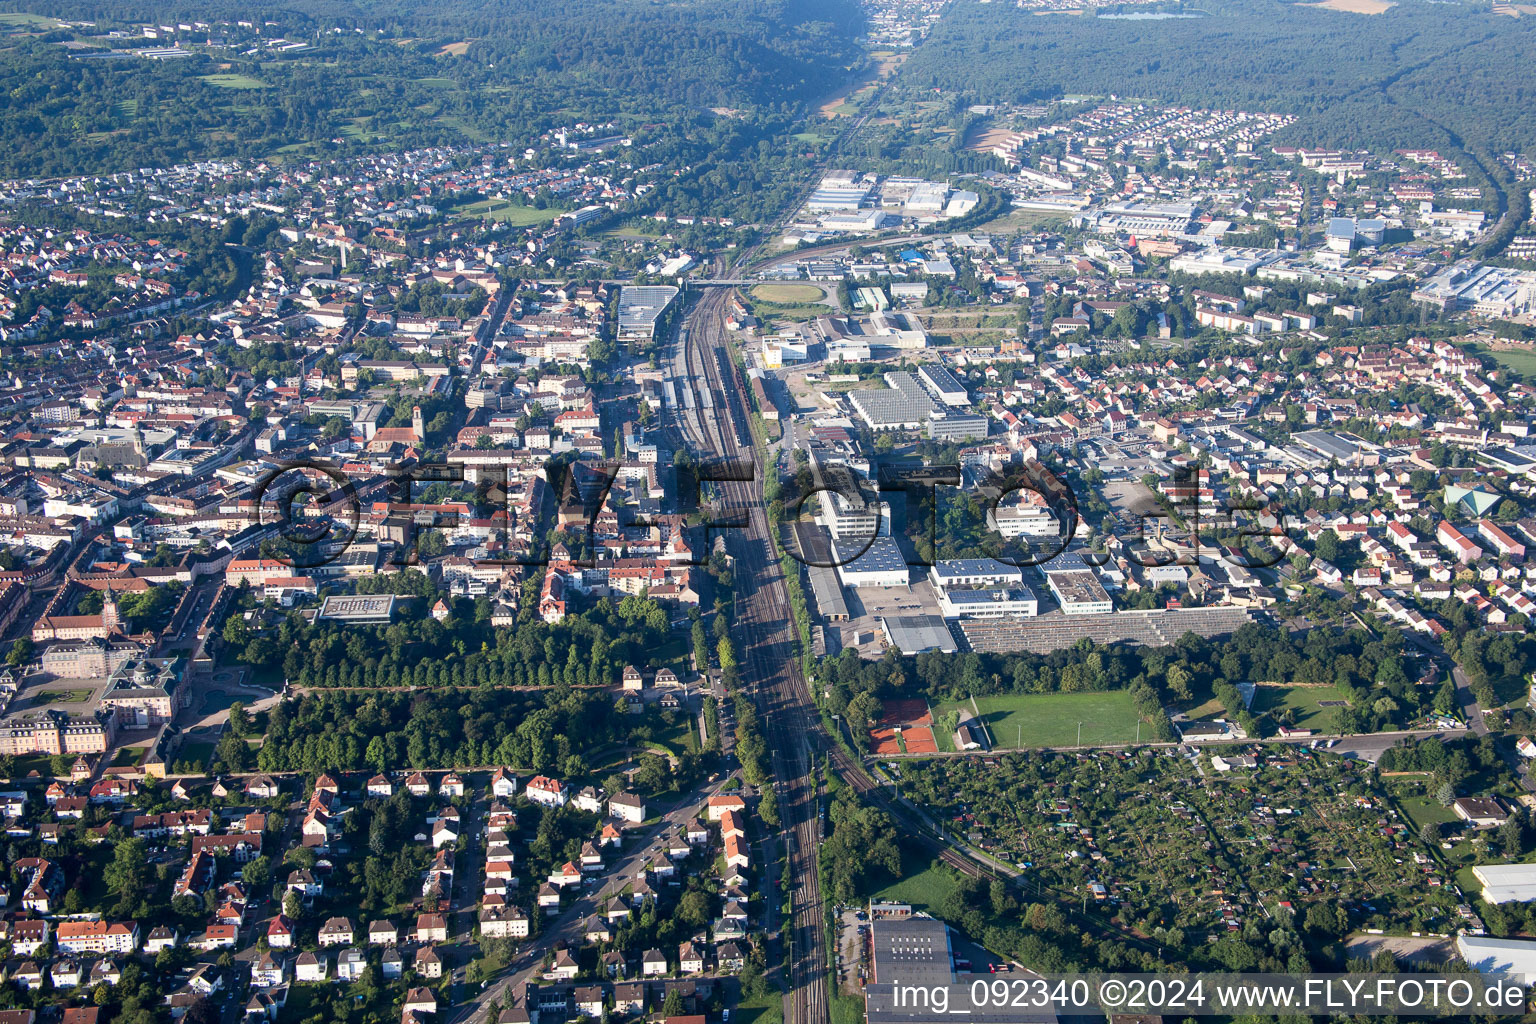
2,0 -> 1536,1022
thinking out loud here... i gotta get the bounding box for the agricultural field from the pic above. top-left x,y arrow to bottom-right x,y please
933,690 -> 1144,749
899,746 -> 1472,956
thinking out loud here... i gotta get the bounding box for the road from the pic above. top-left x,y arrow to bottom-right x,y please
448,779 -> 740,1024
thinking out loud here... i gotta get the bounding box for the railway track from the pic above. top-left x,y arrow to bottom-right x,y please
673,285 -> 1013,1024
673,287 -> 829,1024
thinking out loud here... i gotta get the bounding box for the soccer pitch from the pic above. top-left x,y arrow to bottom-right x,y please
938,691 -> 1144,749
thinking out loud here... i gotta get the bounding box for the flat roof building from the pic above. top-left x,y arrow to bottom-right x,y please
930,559 -> 1025,589
879,615 -> 958,655
616,286 -> 679,339
926,412 -> 987,442
917,365 -> 968,407
1473,863 -> 1536,904
850,372 -> 938,431
937,586 -> 1039,620
1457,934 -> 1536,976
318,594 -> 399,624
865,916 -> 1055,1024
834,536 -> 909,588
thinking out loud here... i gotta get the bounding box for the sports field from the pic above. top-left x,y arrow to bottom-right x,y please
937,691 -> 1143,749
751,283 -> 826,304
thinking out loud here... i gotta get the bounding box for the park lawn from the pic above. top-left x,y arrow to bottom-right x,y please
111,746 -> 150,767
38,688 -> 91,703
933,724 -> 956,753
875,842 -> 959,913
202,73 -> 268,89
648,713 -> 700,756
1252,682 -> 1352,730
179,741 -> 216,770
938,691 -> 1143,749
7,754 -> 55,778
752,283 -> 827,304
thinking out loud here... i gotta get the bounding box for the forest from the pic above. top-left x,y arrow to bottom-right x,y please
898,0 -> 1536,157
0,0 -> 864,177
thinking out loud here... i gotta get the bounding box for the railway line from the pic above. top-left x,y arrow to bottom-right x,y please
660,19 -> 979,1019
673,286 -> 828,1024
670,282 -> 1010,1024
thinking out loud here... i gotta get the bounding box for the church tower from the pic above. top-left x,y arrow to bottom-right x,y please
412,405 -> 425,442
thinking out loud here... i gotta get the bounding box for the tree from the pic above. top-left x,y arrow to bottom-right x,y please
692,619 -> 711,673
104,838 -> 149,912
242,855 -> 272,895
1435,781 -> 1456,806
184,998 -> 220,1024
1165,663 -> 1193,703
1500,814 -> 1524,859
759,783 -> 780,826
283,889 -> 304,921
6,638 -> 32,667
676,889 -> 711,928
635,753 -> 670,794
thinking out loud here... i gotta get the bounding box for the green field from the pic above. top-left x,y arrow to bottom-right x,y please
201,73 -> 268,89
874,841 -> 959,912
936,691 -> 1143,749
38,688 -> 91,704
1475,345 -> 1536,379
970,208 -> 1071,234
734,986 -> 785,1024
449,198 -> 557,227
1251,682 -> 1352,730
752,283 -> 827,304
1396,792 -> 1459,834
0,11 -> 63,27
